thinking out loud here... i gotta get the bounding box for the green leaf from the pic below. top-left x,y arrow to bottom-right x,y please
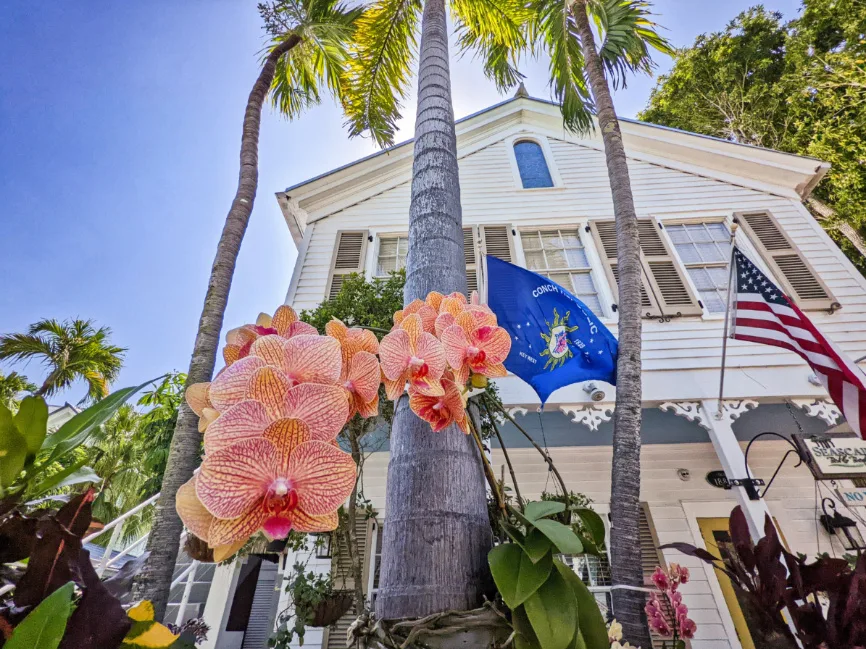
489,543 -> 553,608
14,396 -> 49,454
44,378 -> 157,461
554,560 -> 609,649
524,528 -> 553,563
29,461 -> 100,498
573,508 -> 606,547
5,581 -> 76,649
533,519 -> 584,555
523,567 -> 577,649
509,505 -> 536,530
512,605 -> 542,649
525,500 -> 566,521
0,425 -> 28,489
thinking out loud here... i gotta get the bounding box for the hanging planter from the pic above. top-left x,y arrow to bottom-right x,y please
310,591 -> 354,627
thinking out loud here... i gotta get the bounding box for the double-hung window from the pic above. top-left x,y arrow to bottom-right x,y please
375,236 -> 408,277
520,229 -> 603,315
666,222 -> 731,313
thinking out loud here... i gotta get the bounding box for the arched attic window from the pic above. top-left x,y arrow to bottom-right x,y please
513,139 -> 554,189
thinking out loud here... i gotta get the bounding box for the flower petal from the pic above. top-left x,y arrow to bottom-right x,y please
408,374 -> 446,397
425,291 -> 445,311
292,509 -> 339,533
249,334 -> 290,369
272,305 -> 299,335
283,335 -> 342,385
409,392 -> 452,432
226,325 -> 257,346
204,399 -> 271,455
282,383 -> 350,441
212,538 -> 247,562
379,329 -> 411,381
348,352 -> 381,403
439,296 -> 466,317
186,382 -> 211,417
223,344 -> 241,366
246,366 -> 292,418
209,356 -> 267,411
414,332 -> 447,378
325,318 -> 348,343
263,515 -> 294,539
356,393 -> 380,419
478,362 -> 508,378
287,441 -> 356,516
400,313 -> 423,347
440,325 -> 469,371
434,312 -> 456,338
199,407 -> 220,433
263,418 -> 311,451
351,328 -> 379,355
198,438 -> 278,519
208,509 -> 266,547
383,375 -> 405,401
256,312 -> 272,327
287,321 -> 318,338
473,325 -> 512,364
177,477 -> 213,542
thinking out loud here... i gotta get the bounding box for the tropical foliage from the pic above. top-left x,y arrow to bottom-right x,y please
0,319 -> 125,404
0,372 -> 36,410
639,1 -> 866,274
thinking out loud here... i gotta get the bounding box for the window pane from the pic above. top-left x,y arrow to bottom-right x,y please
524,250 -> 546,271
377,256 -> 396,275
707,222 -> 729,241
547,273 -> 571,288
546,249 -> 569,269
688,267 -> 715,290
559,231 -> 581,248
541,232 -> 563,249
666,225 -> 690,244
701,290 -> 727,313
514,141 -> 554,189
397,237 -> 408,255
565,247 -> 590,268
379,239 -> 398,257
686,224 -> 712,242
579,293 -> 603,315
396,253 -> 407,270
570,272 -> 596,293
675,243 -> 702,263
696,243 -> 726,262
706,266 -> 729,288
521,232 -> 541,249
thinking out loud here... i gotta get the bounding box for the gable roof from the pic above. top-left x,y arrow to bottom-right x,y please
276,95 -> 829,245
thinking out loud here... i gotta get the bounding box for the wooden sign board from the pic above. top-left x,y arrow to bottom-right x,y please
793,433 -> 866,481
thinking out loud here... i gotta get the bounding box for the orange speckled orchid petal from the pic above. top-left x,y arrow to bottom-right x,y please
177,477 -> 213,542
246,366 -> 292,418
418,305 -> 438,334
283,335 -> 342,385
439,297 -> 466,317
383,375 -> 405,401
470,290 -> 481,305
325,318 -> 348,343
287,441 -> 356,516
199,407 -> 220,433
209,356 -> 267,412
426,291 -> 445,311
226,326 -> 257,346
291,509 -> 339,533
347,351 -> 381,403
452,364 -> 470,386
403,299 -> 425,316
434,312 -> 456,338
353,328 -> 379,355
282,383 -> 350,441
249,334 -> 290,369
186,382 -> 211,417
272,305 -> 299,335
286,321 -> 318,338
447,292 -> 468,304
263,418 -> 311,451
212,538 -> 248,562
379,329 -> 411,381
400,313 -> 423,347
465,307 -> 497,328
356,392 -> 379,419
198,438 -> 278,519
223,345 -> 241,366
473,325 -> 512,364
414,332 -> 447,378
455,311 -> 477,336
204,400 -> 271,455
408,374 -> 446,397
208,508 -> 267,547
479,362 -> 508,378
440,325 -> 470,371
393,310 -> 405,327
256,312 -> 272,327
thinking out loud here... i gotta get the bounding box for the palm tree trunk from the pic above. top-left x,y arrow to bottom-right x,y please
376,0 -> 492,619
572,3 -> 650,646
131,33 -> 302,620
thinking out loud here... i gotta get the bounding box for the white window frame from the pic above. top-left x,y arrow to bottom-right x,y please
506,134 -> 564,191
371,232 -> 408,279
517,225 -> 610,319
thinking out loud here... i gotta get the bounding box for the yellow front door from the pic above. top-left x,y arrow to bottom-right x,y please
697,517 -> 756,649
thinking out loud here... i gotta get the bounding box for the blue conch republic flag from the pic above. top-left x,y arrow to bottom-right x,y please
486,255 -> 618,405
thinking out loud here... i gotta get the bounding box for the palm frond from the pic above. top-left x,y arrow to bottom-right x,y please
589,0 -> 672,89
529,0 -> 594,134
0,332 -> 55,365
342,0 -> 423,148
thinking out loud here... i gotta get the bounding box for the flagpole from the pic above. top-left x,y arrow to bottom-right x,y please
716,223 -> 739,419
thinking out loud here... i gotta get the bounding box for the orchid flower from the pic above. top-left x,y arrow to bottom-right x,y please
222,305 -> 318,366
409,378 -> 469,433
379,313 -> 446,399
441,311 -> 511,384
393,298 -> 438,334
326,319 -> 382,418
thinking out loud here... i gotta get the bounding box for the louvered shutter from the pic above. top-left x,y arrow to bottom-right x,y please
735,210 -> 837,310
638,504 -> 678,649
324,518 -> 372,649
638,220 -> 703,317
325,231 -> 368,301
240,558 -> 280,649
479,225 -> 514,298
588,220 -> 655,315
464,226 -> 479,295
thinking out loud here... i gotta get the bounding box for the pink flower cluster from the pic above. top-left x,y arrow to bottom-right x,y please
645,564 -> 696,641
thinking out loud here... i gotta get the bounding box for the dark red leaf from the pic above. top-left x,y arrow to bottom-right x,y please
658,542 -> 720,563
0,512 -> 37,563
729,507 -> 756,571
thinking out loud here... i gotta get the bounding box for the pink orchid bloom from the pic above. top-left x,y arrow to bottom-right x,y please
194,436 -> 354,545
409,378 -> 469,434
441,312 -> 511,385
651,566 -> 670,591
222,305 -> 318,366
326,319 -> 382,418
379,314 -> 446,398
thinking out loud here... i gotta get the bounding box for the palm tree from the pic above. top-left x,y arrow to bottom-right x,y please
132,0 -> 362,617
526,0 -> 671,643
0,319 -> 126,404
0,371 -> 37,409
343,0 -> 526,619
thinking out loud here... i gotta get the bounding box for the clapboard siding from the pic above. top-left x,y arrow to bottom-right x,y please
289,136 -> 866,386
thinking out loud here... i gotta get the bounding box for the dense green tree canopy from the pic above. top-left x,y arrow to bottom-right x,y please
639,1 -> 866,274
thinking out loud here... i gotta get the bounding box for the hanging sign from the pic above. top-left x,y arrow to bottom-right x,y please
793,433 -> 866,480
706,470 -> 731,489
837,489 -> 866,507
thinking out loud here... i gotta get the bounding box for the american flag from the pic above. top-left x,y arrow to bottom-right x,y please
731,247 -> 866,438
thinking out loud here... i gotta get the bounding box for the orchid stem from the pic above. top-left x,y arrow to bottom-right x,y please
467,416 -> 506,515
484,400 -> 524,511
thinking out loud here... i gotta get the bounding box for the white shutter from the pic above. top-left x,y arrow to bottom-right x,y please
479,224 -> 515,299
325,230 -> 368,301
324,518 -> 373,649
240,559 -> 280,649
736,210 -> 837,310
464,226 -> 479,295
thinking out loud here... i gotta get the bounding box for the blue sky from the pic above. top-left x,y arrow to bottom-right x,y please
0,0 -> 803,404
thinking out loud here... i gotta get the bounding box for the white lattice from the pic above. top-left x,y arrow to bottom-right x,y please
716,399 -> 759,423
790,398 -> 842,426
560,404 -> 614,431
658,401 -> 711,431
507,407 -> 529,419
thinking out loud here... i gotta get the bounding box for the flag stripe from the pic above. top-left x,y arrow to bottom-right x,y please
731,247 -> 866,439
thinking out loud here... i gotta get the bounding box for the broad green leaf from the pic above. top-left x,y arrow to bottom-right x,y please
489,543 -> 553,608
509,505 -> 536,530
44,378 -> 157,461
573,508 -> 606,547
5,581 -> 76,649
0,429 -> 27,489
554,560 -> 609,649
524,500 -> 566,521
523,567 -> 577,649
533,519 -> 584,555
30,461 -> 100,497
14,396 -> 48,454
512,605 -> 542,649
0,403 -> 17,446
524,528 -> 553,563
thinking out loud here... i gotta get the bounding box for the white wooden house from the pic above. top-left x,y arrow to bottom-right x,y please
198,94 -> 866,649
